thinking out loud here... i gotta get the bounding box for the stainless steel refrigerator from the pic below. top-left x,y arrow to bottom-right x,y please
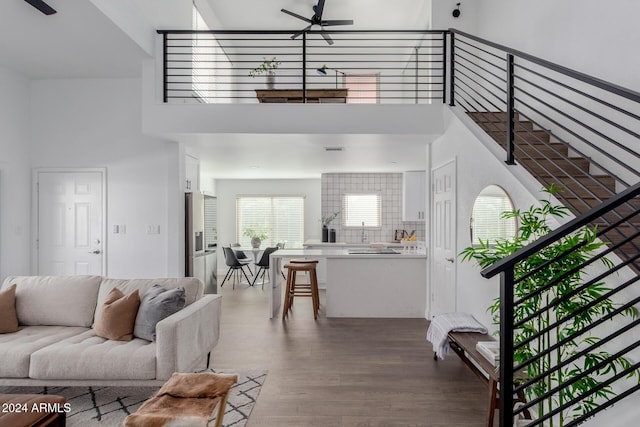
185,192 -> 217,293
185,191 -> 205,279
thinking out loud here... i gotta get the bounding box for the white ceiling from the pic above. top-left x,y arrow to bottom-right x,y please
1,0 -> 436,179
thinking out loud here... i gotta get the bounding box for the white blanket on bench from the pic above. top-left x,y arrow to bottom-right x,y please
427,312 -> 488,359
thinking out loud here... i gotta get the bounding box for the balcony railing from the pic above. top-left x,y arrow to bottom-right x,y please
156,30 -> 447,104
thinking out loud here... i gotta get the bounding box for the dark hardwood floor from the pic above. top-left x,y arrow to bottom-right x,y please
211,279 -> 489,426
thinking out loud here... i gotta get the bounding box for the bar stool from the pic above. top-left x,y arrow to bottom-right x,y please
288,259 -> 320,313
282,261 -> 319,320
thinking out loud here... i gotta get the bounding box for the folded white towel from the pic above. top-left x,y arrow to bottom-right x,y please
426,312 -> 488,359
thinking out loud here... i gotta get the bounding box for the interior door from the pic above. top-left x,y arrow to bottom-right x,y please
37,170 -> 104,275
430,159 -> 457,316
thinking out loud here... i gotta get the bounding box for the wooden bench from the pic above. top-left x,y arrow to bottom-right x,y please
436,331 -> 529,427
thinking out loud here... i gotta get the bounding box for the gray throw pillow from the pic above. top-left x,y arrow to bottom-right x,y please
134,284 -> 186,342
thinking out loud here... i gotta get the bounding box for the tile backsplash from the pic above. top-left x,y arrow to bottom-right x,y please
321,173 -> 425,243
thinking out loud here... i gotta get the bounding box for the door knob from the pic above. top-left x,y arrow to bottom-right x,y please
446,257 -> 455,263
89,250 -> 101,254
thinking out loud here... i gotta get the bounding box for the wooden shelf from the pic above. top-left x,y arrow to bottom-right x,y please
255,88 -> 348,103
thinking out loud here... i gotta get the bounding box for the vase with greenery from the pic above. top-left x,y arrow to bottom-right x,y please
460,185 -> 638,425
321,211 -> 339,242
249,57 -> 281,89
243,227 -> 269,248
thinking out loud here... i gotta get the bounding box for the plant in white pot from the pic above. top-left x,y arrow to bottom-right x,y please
249,57 -> 281,89
243,227 -> 269,248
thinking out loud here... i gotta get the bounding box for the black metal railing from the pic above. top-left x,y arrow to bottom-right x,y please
449,29 -> 640,191
481,182 -> 640,427
157,30 -> 446,104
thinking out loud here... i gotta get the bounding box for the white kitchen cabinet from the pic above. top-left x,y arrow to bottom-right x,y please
185,154 -> 200,193
403,170 -> 426,221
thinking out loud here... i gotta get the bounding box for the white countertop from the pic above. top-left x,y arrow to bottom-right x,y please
303,241 -> 404,248
272,248 -> 426,259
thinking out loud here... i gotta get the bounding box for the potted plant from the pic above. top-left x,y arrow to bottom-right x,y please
321,211 -> 339,242
249,57 -> 281,89
460,185 -> 638,425
243,227 -> 269,248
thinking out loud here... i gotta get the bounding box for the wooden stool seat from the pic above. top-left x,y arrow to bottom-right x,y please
282,261 -> 320,320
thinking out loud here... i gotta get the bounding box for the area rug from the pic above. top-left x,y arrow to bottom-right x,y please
0,369 -> 266,427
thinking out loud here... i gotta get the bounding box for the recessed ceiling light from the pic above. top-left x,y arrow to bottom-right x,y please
324,147 -> 344,152
250,165 -> 259,169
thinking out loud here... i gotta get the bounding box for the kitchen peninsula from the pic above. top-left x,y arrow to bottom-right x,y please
268,248 -> 427,319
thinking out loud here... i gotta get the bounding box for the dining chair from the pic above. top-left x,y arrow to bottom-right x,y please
251,246 -> 279,288
221,247 -> 252,289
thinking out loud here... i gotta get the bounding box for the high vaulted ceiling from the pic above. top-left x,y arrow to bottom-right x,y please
1,0 -> 437,179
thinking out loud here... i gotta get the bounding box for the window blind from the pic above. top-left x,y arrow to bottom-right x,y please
471,194 -> 517,245
342,193 -> 381,227
236,196 -> 305,248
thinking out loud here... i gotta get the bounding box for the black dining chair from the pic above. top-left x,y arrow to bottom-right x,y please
221,247 -> 253,289
251,246 -> 279,288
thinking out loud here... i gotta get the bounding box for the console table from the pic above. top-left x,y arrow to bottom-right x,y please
443,331 -> 530,427
255,88 -> 348,103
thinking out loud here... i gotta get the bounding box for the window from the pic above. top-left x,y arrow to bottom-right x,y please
344,74 -> 380,104
342,193 -> 381,227
236,196 -> 305,248
470,185 -> 517,246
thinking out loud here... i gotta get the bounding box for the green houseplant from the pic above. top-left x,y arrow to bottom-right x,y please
460,185 -> 638,425
249,57 -> 281,89
321,211 -> 339,242
243,227 -> 269,248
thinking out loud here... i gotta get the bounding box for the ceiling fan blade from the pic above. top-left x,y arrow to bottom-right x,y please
291,25 -> 312,40
313,0 -> 326,20
320,30 -> 334,45
24,0 -> 57,15
281,8 -> 312,24
321,20 -> 354,26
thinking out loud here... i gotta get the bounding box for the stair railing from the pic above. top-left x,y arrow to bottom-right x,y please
448,29 -> 640,191
480,182 -> 640,427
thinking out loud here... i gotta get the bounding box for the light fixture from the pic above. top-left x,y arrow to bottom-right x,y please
316,65 -> 346,88
316,65 -> 328,76
452,3 -> 461,18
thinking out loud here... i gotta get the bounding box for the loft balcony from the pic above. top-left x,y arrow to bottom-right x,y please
143,29 -> 447,136
156,29 -> 447,104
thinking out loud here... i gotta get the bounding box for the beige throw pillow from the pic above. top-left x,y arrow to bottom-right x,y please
0,284 -> 19,333
94,288 -> 141,341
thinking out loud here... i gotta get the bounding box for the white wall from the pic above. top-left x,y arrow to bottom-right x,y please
469,0 -> 640,92
429,108 -> 542,330
29,78 -> 181,278
215,178 -> 321,273
0,66 -> 32,282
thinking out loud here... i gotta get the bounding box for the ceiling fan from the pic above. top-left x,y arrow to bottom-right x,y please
281,0 -> 353,45
24,0 -> 57,15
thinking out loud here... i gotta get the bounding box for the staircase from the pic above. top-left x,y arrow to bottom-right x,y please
468,111 -> 640,273
449,29 -> 640,426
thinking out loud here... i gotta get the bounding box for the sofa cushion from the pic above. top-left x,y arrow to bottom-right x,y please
30,330 -> 157,380
0,284 -> 19,333
2,276 -> 102,327
96,278 -> 203,316
134,285 -> 186,342
0,326 -> 89,378
94,288 -> 140,341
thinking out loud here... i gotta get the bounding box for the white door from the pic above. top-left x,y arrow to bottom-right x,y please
430,159 -> 456,316
37,170 -> 104,275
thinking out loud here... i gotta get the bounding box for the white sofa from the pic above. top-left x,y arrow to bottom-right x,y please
0,275 -> 221,386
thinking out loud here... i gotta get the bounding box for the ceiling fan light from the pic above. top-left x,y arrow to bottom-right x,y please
24,0 -> 57,15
